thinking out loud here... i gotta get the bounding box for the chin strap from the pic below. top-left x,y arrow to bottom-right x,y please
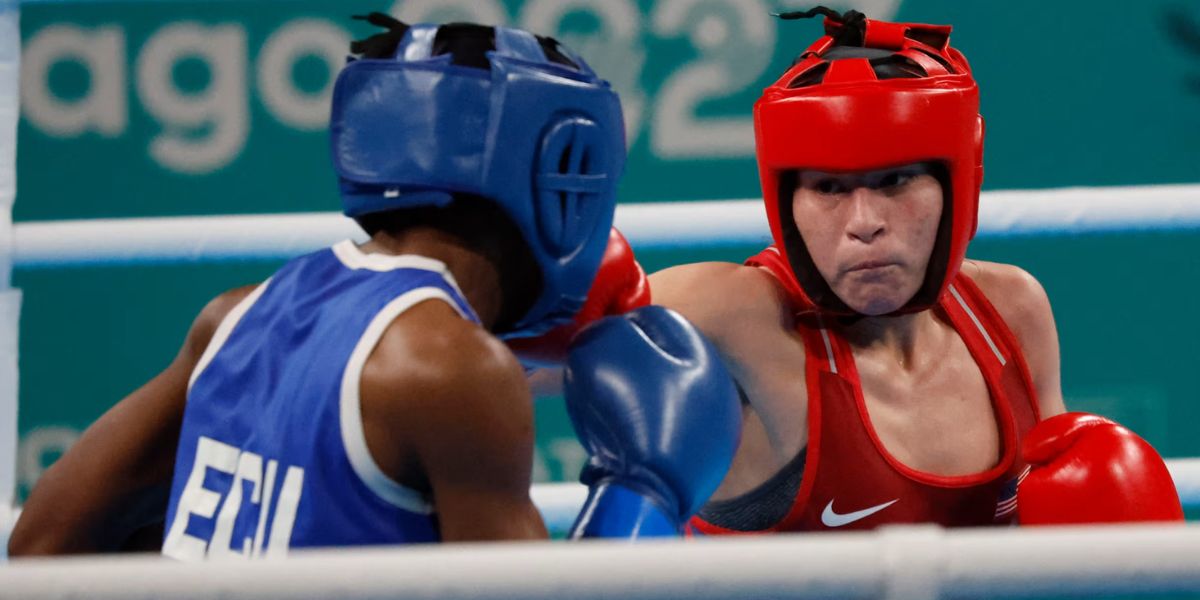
772,6 -> 868,46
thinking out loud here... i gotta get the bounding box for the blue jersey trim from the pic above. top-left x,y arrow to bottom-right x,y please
188,279 -> 272,392
339,286 -> 470,514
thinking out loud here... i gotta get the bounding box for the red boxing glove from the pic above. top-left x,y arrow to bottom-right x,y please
510,228 -> 651,366
1018,412 -> 1184,525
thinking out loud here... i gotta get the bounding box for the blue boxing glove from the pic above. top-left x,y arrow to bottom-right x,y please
565,306 -> 741,538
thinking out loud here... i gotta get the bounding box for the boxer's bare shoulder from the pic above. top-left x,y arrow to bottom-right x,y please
960,260 -> 1065,416
357,297 -> 538,538
650,262 -> 790,346
363,298 -> 529,425
960,261 -> 1049,325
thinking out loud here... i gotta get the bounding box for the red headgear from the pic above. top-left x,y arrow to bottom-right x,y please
756,11 -> 984,316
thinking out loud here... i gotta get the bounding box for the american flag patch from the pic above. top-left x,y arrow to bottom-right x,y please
994,466 -> 1031,521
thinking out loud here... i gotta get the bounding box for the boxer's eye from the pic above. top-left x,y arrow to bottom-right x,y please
814,178 -> 847,195
878,170 -> 915,189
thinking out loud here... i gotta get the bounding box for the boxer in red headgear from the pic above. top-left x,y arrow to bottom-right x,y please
650,7 -> 1183,532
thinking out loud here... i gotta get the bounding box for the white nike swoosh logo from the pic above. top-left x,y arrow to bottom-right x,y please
821,498 -> 899,527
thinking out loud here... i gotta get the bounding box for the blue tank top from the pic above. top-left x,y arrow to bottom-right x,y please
162,241 -> 479,560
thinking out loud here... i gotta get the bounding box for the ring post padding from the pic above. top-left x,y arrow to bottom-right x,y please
0,0 -> 20,511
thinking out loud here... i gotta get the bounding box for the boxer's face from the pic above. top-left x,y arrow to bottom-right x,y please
791,163 -> 943,316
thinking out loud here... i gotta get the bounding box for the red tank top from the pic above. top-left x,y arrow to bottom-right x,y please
691,246 -> 1040,533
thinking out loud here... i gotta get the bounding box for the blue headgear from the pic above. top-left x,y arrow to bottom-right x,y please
330,22 -> 625,338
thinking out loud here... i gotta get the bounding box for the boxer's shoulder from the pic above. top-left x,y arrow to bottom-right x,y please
650,262 -> 804,405
650,262 -> 790,337
186,284 -> 262,360
366,298 -> 526,402
358,297 -> 532,487
958,260 -> 1054,339
958,260 -> 1063,415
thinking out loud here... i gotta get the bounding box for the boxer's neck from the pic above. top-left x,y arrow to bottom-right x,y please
361,227 -> 503,330
838,310 -> 943,372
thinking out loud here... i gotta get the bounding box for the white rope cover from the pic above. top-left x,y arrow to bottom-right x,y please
0,503 -> 15,555
1,523 -> 1198,600
1,460 -> 1198,551
529,482 -> 588,534
1169,458 -> 1200,510
10,183 -> 1200,268
1,458 -> 1197,557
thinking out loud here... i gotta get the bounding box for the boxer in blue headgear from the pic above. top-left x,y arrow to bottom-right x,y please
330,15 -> 625,337
11,15 -> 739,558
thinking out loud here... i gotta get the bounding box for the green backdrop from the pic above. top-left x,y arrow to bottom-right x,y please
12,0 -> 1200,503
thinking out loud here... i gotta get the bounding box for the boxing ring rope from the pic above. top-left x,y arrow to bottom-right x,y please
9,183 -> 1200,267
0,457 -> 1197,550
2,523 -> 1200,600
3,183 -> 1200,595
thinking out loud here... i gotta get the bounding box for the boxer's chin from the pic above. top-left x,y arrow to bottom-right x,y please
842,294 -> 907,317
831,278 -> 922,317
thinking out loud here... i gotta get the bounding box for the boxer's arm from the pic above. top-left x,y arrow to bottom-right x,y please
9,287 -> 253,556
649,262 -> 742,343
362,305 -> 547,542
963,261 -> 1065,418
650,262 -> 791,388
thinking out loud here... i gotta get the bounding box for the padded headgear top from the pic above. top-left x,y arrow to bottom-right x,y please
755,8 -> 984,316
330,17 -> 625,337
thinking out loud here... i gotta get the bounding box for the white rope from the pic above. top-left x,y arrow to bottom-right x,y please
2,458 -> 1197,556
1170,458 -> 1200,510
0,503 -> 15,556
529,482 -> 588,534
10,183 -> 1200,268
1,459 -> 1197,552
1,523 -> 1198,599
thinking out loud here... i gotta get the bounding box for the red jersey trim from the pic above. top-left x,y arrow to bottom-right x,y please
947,284 -> 1009,365
949,274 -> 1043,422
689,516 -> 746,535
773,326 -> 828,530
746,245 -> 806,309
